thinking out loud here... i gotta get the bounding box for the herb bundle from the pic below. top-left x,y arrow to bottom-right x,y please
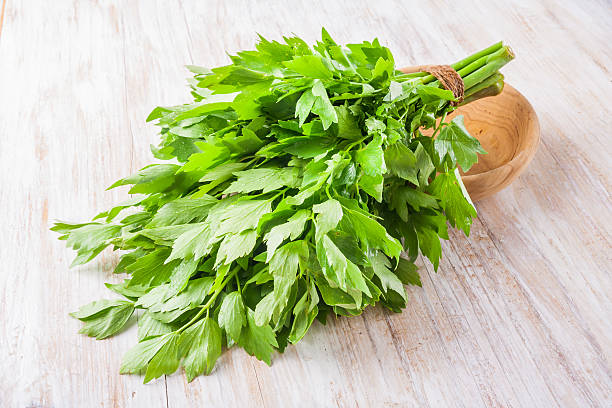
53,30 -> 513,382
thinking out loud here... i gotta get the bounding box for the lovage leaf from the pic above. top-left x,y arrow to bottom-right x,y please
218,292 -> 246,341
434,116 -> 486,171
181,317 -> 223,380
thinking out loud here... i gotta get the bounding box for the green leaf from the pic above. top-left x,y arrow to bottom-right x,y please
93,196 -> 144,222
390,186 -> 439,221
215,229 -> 258,267
339,199 -> 403,259
120,333 -> 173,375
147,106 -> 171,122
365,117 -> 386,134
70,300 -> 134,340
137,224 -> 195,247
288,291 -> 318,343
295,88 -> 316,126
127,248 -> 178,288
232,92 -> 262,119
268,240 -> 309,322
315,275 -> 358,309
369,252 -> 407,303
410,107 -> 436,134
415,142 -> 435,187
167,223 -> 213,262
356,136 -> 386,176
384,143 -> 418,185
383,81 -> 403,102
310,79 -> 338,129
138,311 -> 174,341
105,281 -> 147,299
173,102 -> 233,122
254,292 -> 276,327
238,309 -> 279,365
224,167 -> 300,194
265,210 -> 310,261
416,84 -> 456,103
209,264 -> 231,296
335,105 -> 362,140
200,162 -> 249,183
434,116 -> 486,171
313,199 -> 342,240
108,164 -> 179,194
278,135 -> 334,158
218,292 -> 246,341
137,278 -> 213,316
170,281 -> 212,309
428,170 -> 477,235
144,332 -> 181,383
181,317 -> 222,380
396,257 -> 421,287
317,234 -> 369,303
168,258 -> 199,295
60,223 -> 121,267
412,216 -> 443,270
147,196 -> 217,228
284,55 -> 333,79
359,173 -> 383,202
70,299 -> 130,320
216,199 -> 273,236
181,142 -> 231,173
229,127 -> 265,154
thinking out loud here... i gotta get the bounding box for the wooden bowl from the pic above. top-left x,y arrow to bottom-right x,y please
443,84 -> 540,201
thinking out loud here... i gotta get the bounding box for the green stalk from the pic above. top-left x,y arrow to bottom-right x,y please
452,41 -> 503,71
460,73 -> 505,105
415,42 -> 504,83
460,81 -> 504,105
463,72 -> 504,97
395,42 -> 502,80
421,45 -> 513,87
462,46 -> 514,89
396,43 -> 513,102
177,266 -> 240,333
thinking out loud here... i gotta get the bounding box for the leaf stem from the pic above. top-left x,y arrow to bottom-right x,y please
325,183 -> 332,200
235,273 -> 242,293
177,266 -> 240,333
461,46 -> 514,89
431,112 -> 448,138
345,136 -> 368,151
460,73 -> 505,105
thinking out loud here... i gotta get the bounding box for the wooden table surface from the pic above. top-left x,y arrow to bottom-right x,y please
1,1 -> 611,407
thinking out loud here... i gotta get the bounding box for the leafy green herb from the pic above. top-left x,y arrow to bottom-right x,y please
53,29 -> 514,382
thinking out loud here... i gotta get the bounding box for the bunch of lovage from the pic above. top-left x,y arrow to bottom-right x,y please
53,29 -> 514,382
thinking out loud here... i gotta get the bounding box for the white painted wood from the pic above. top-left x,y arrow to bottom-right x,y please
0,0 -> 610,407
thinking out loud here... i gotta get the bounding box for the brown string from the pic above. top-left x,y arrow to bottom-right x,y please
401,64 -> 464,106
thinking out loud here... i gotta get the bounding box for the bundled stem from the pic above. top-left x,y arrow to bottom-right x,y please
397,42 -> 514,103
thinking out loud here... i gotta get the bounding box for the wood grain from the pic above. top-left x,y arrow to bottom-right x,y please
1,1 -> 610,407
